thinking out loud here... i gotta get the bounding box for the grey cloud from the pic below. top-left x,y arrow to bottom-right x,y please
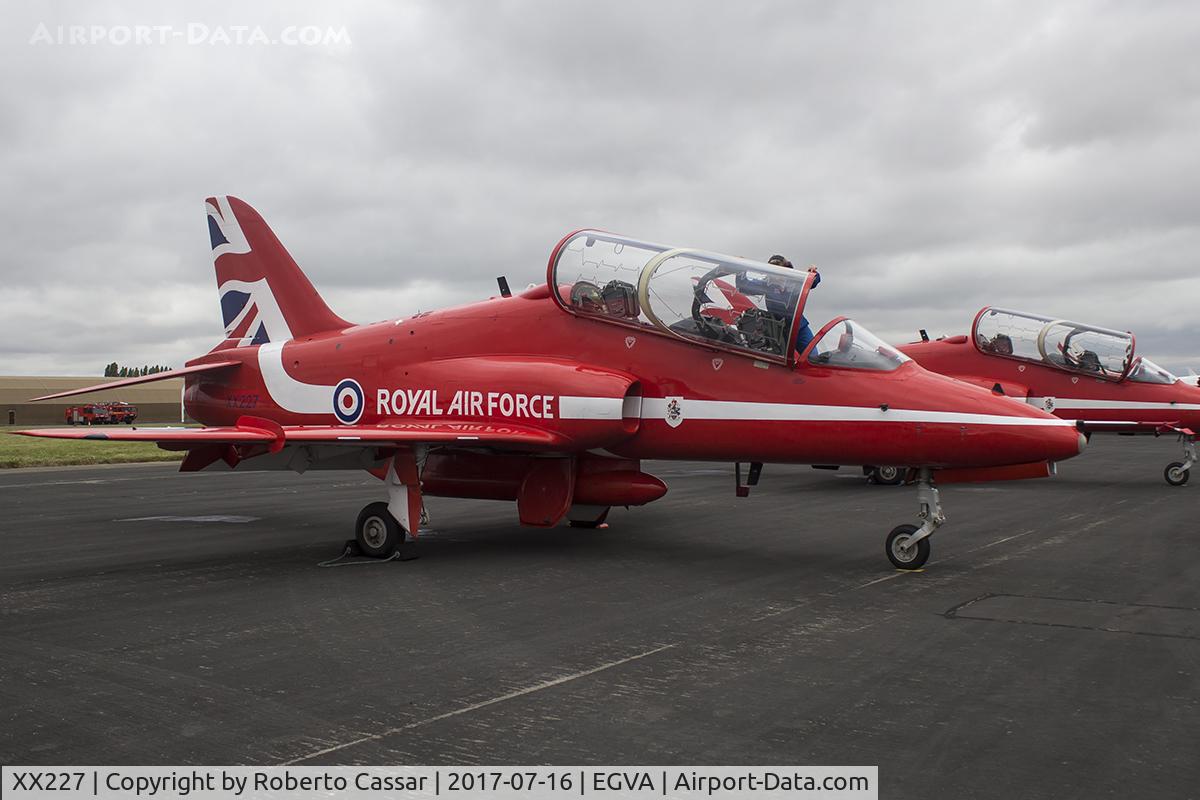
1,0 -> 1198,377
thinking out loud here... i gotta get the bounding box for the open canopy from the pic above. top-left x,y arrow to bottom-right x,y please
972,307 -> 1139,381
549,230 -> 818,363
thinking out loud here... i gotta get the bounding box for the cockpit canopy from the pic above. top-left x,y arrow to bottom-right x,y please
972,307 -> 1136,381
550,230 -> 817,363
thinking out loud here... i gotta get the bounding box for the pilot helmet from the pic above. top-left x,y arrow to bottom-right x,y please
767,254 -> 794,269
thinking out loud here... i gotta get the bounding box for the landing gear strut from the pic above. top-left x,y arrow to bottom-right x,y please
885,467 -> 943,570
567,505 -> 611,529
1164,435 -> 1195,487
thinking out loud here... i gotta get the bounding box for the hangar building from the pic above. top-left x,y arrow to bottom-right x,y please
0,376 -> 186,426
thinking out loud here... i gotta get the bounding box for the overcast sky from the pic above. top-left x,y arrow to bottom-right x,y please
3,0 -> 1199,376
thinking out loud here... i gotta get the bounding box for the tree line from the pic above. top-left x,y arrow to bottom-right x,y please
103,363 -> 174,378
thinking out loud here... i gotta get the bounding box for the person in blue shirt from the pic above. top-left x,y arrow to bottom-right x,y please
735,255 -> 821,354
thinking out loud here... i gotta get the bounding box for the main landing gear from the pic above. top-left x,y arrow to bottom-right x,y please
864,465 -> 905,486
352,451 -> 425,559
885,467 -> 944,570
355,502 -> 406,557
1164,435 -> 1196,487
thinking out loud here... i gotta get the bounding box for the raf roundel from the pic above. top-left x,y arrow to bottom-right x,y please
333,378 -> 365,424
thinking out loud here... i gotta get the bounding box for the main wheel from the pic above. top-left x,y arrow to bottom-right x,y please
355,501 -> 403,558
870,466 -> 904,486
1164,462 -> 1190,486
886,524 -> 930,570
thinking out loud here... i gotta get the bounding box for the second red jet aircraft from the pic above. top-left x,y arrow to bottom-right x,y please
900,307 -> 1200,486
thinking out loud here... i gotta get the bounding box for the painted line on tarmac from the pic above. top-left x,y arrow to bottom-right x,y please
0,473 -> 228,489
0,474 -> 376,490
960,530 -> 1037,554
855,572 -> 910,589
280,643 -> 678,765
117,515 -> 261,524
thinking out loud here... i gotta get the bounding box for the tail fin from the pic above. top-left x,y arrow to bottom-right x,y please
206,196 -> 349,348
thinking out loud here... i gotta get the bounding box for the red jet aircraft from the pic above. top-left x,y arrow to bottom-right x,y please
17,198 -> 1087,569
897,307 -> 1200,486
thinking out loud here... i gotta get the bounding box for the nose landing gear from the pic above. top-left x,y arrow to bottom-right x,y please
1164,435 -> 1195,486
885,467 -> 943,570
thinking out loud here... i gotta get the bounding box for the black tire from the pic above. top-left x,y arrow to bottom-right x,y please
355,501 -> 403,558
886,524 -> 930,570
1164,462 -> 1190,486
870,466 -> 905,486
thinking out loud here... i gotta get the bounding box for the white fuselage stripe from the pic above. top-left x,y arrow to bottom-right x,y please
467,395 -> 1074,426
639,398 -> 1072,427
258,342 -> 334,414
558,396 -> 627,420
247,375 -> 1075,427
1027,397 -> 1200,412
643,398 -> 1075,424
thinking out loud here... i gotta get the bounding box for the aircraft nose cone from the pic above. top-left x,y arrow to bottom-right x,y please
963,386 -> 1088,467
1032,419 -> 1087,464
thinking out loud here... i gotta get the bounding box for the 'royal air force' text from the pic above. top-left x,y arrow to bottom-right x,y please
376,389 -> 555,419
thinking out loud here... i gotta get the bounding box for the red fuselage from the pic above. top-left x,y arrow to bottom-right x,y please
184,286 -> 1084,470
900,335 -> 1200,433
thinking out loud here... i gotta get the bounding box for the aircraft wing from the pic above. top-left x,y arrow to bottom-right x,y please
14,417 -> 566,449
15,426 -> 277,444
1072,421 -> 1194,436
28,360 -> 241,401
279,423 -> 563,447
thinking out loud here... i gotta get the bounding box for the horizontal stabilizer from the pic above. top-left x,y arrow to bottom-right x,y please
28,361 -> 241,402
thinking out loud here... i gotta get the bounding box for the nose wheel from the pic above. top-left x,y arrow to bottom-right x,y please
1164,462 -> 1190,486
886,524 -> 930,569
884,467 -> 943,570
1164,436 -> 1195,486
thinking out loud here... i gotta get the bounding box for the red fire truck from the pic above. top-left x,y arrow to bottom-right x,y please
104,402 -> 138,424
65,404 -> 112,425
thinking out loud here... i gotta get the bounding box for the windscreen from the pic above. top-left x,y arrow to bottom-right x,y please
807,319 -> 910,371
1128,357 -> 1177,385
